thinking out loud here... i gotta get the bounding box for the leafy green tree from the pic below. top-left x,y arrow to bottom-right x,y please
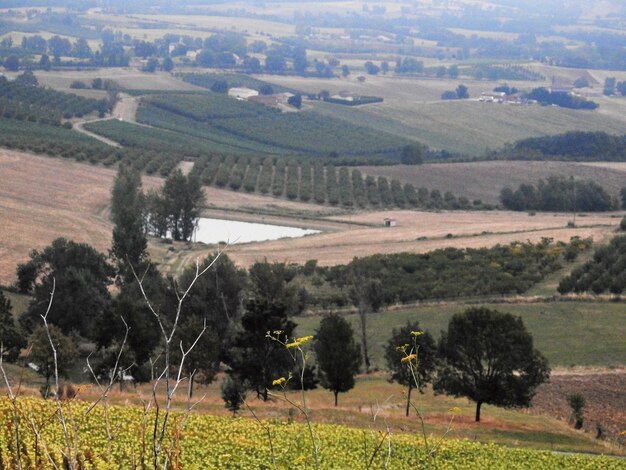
249,261 -> 305,316
265,51 -> 286,72
147,169 -> 205,241
17,238 -> 115,339
39,54 -> 51,71
314,313 -> 362,406
221,376 -> 246,415
456,84 -> 469,99
288,94 -> 302,108
293,46 -> 308,74
162,57 -> 174,72
0,291 -> 26,362
174,254 -> 247,395
106,264 -> 165,374
226,299 -> 296,401
384,321 -> 437,416
4,55 -> 19,71
401,143 -> 424,165
110,165 -> 147,282
434,307 -> 550,422
29,325 -> 77,398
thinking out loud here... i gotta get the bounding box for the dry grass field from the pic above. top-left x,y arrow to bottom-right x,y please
0,150 -> 116,285
358,161 -> 626,204
224,209 -> 618,268
30,69 -> 203,93
1,151 -> 621,284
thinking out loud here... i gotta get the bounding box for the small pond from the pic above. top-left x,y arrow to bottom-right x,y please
193,217 -> 320,245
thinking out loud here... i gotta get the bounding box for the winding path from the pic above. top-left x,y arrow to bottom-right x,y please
71,93 -> 140,148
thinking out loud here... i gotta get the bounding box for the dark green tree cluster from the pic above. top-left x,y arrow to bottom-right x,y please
434,308 -> 550,422
384,309 -> 549,422
558,235 -> 626,295
504,131 -> 626,162
145,169 -> 205,241
309,238 -> 583,306
526,88 -> 598,110
500,176 -> 616,212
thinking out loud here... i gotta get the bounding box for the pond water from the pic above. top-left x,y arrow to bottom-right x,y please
192,217 -> 320,245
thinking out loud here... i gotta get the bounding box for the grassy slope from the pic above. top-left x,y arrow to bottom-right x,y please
295,301 -> 626,369
357,160 -> 626,205
262,74 -> 626,156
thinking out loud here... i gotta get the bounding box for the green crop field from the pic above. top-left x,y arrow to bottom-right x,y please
0,397 -> 622,468
295,301 -> 626,370
127,91 -> 410,157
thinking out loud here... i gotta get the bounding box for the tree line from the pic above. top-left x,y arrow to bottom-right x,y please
558,235 -> 626,295
500,176 -> 617,212
495,131 -> 626,162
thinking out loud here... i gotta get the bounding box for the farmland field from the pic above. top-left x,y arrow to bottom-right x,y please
260,74 -> 626,155
0,395 -> 623,467
357,160 -> 626,204
294,301 -> 626,369
3,149 -> 621,285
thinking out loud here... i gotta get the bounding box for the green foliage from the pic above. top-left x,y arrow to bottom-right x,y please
136,92 -> 407,157
385,321 -> 437,391
434,307 -> 550,422
314,313 -> 362,406
506,131 -> 626,161
567,394 -> 585,429
0,291 -> 26,362
0,75 -> 109,123
526,88 -> 598,110
0,398 -> 622,468
558,235 -> 626,295
318,239 -> 579,306
401,143 -> 424,165
226,299 -> 296,401
110,165 -> 147,279
29,325 -> 78,394
146,169 -> 205,241
286,161 -> 299,200
500,176 -> 615,212
221,376 -> 246,414
17,238 -> 114,339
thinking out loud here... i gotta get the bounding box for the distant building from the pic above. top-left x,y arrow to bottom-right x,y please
228,87 -> 259,100
479,92 -> 506,103
248,92 -> 294,107
384,218 -> 396,228
186,50 -> 199,60
549,77 -> 572,94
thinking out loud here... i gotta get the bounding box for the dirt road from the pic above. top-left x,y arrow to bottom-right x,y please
71,93 -> 139,147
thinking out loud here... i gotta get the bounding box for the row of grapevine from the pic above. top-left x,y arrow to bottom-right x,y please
188,156 -> 484,211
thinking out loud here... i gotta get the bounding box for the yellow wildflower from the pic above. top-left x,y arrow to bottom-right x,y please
401,354 -> 417,363
286,341 -> 301,349
411,331 -> 424,337
296,335 -> 314,345
448,406 -> 462,414
272,377 -> 287,386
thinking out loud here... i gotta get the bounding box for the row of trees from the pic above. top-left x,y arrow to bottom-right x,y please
500,176 -> 617,212
191,154 -> 485,210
